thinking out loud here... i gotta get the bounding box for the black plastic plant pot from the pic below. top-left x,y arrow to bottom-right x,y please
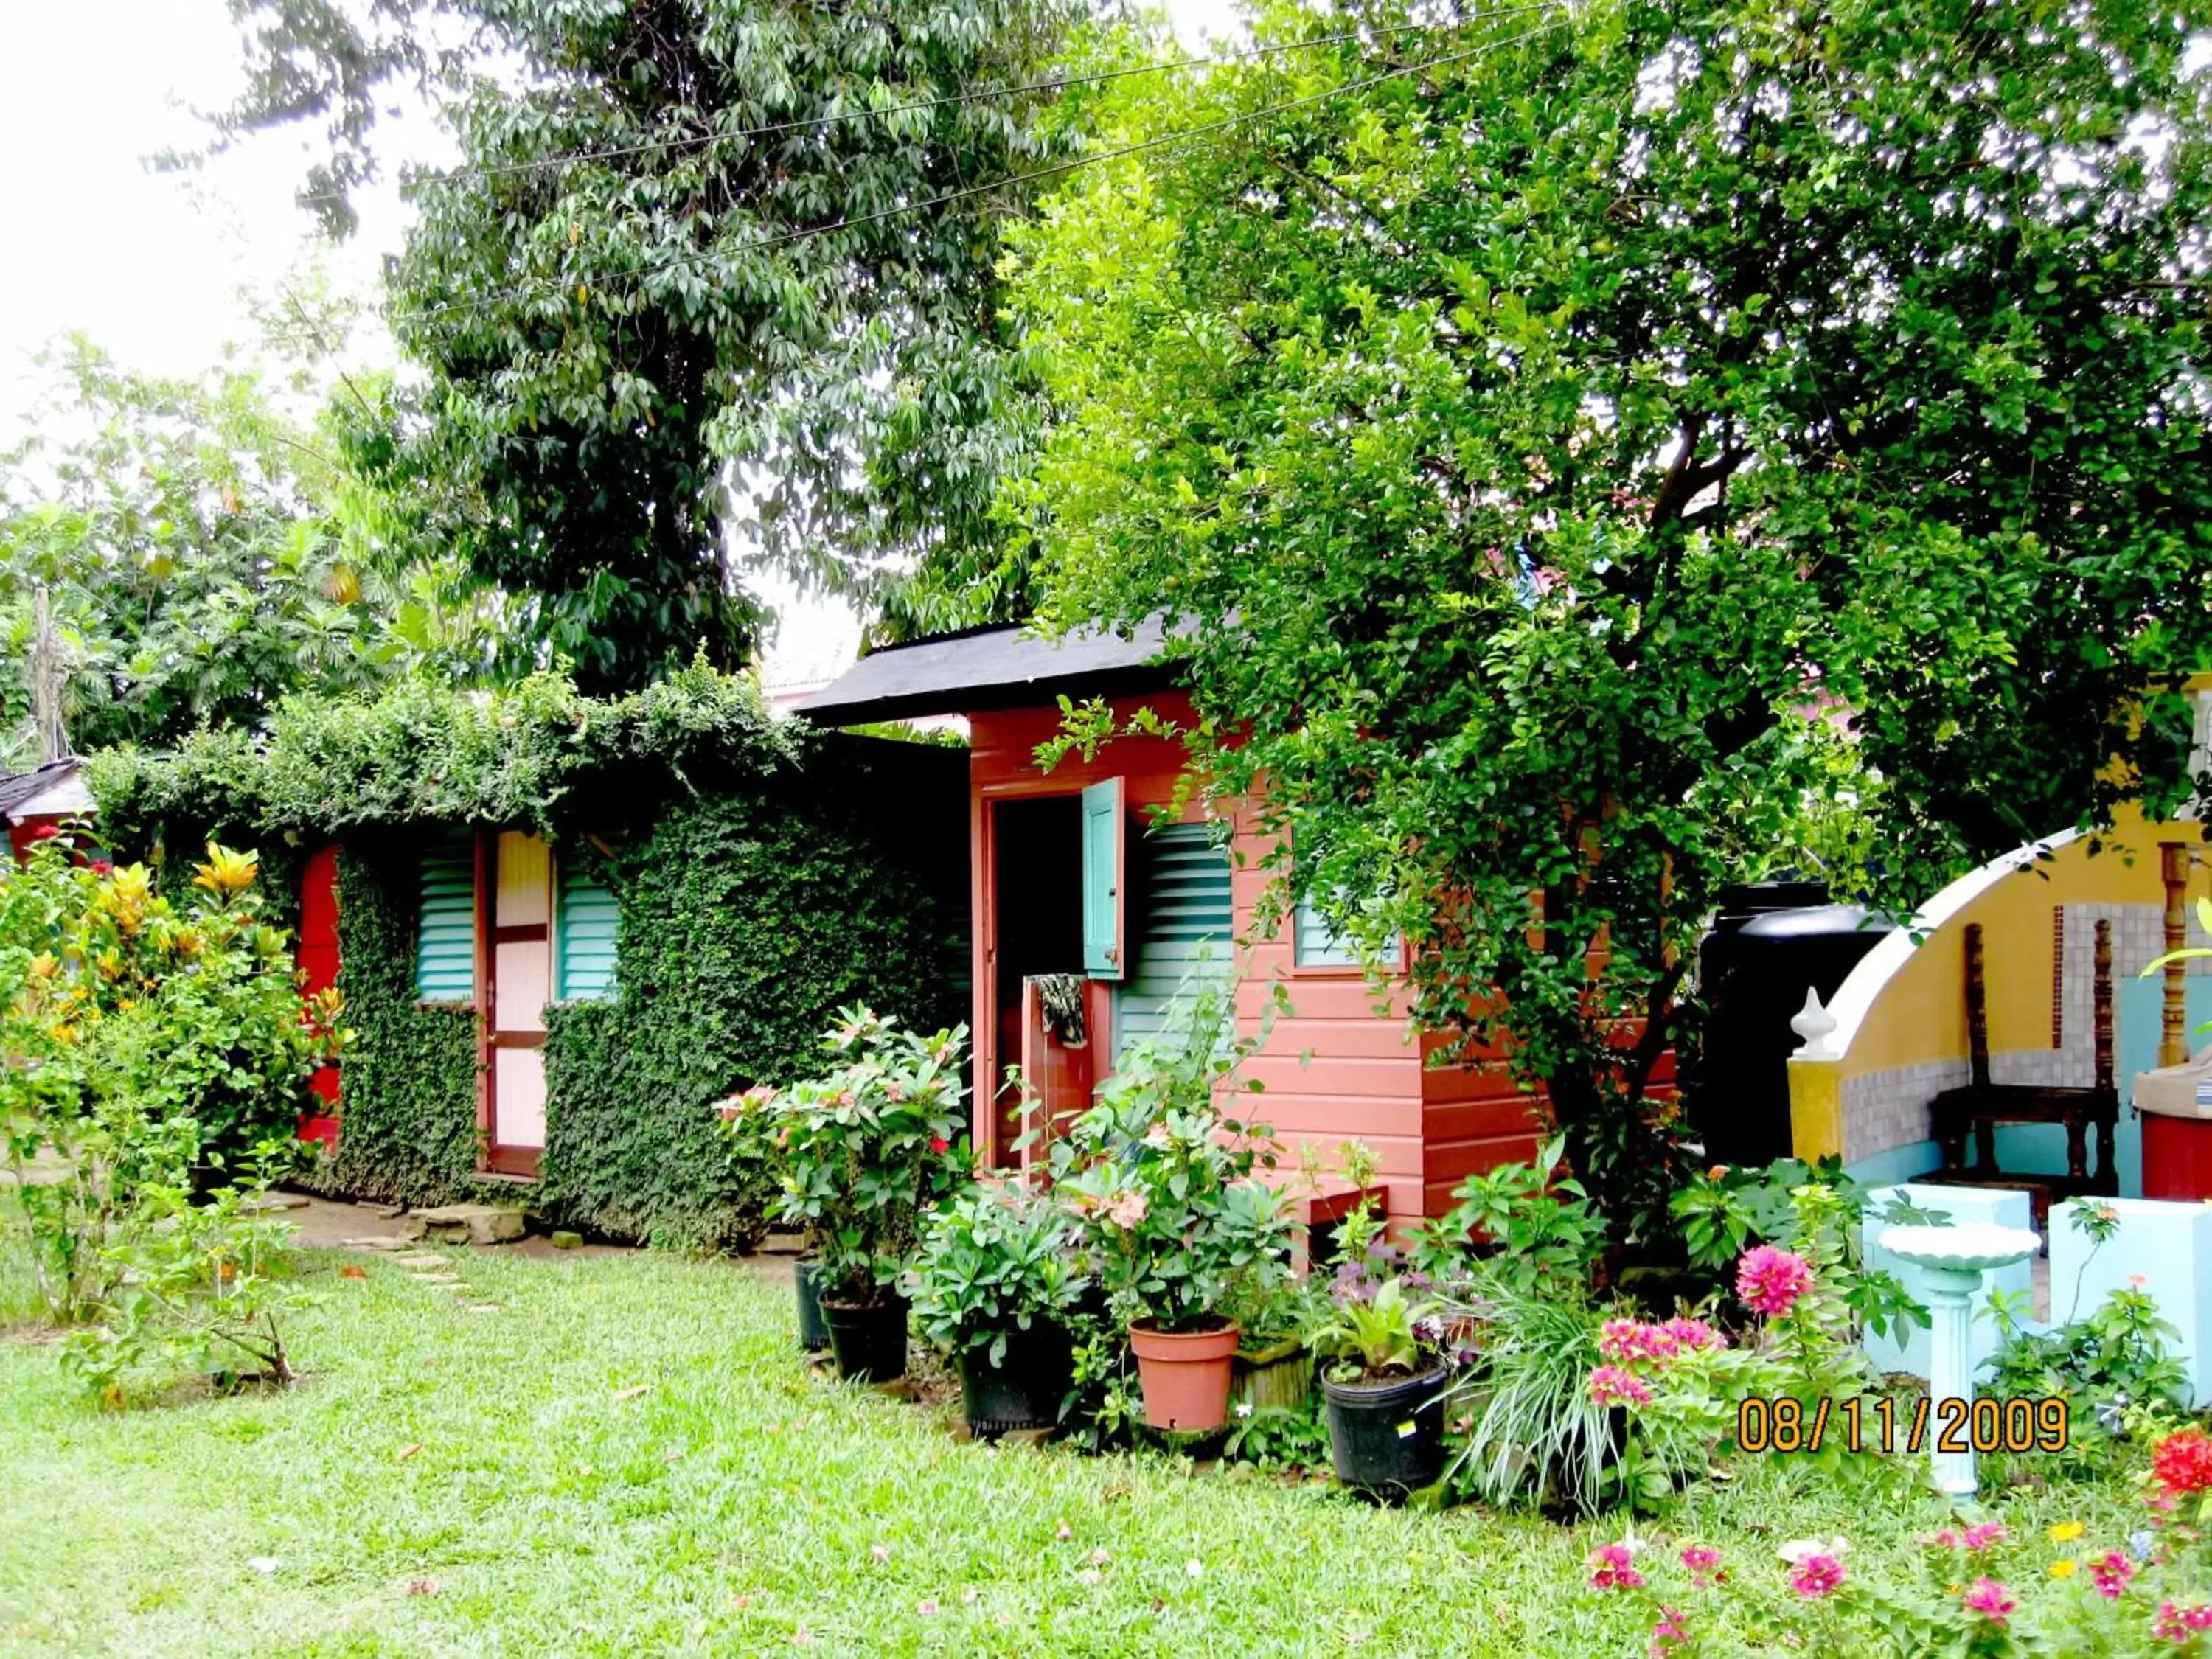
793,1259 -> 830,1353
956,1322 -> 1074,1438
1322,1366 -> 1451,1498
821,1295 -> 909,1383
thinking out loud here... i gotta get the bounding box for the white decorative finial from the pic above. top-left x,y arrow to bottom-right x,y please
1791,987 -> 1838,1060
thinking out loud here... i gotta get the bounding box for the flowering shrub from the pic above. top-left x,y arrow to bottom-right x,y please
0,837 -> 345,1323
748,1006 -> 972,1304
1592,1512 -> 2212,1655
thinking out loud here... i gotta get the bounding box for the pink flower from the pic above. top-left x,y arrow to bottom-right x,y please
1588,1543 -> 1644,1591
2157,1600 -> 2212,1642
1600,1319 -> 1681,1366
1736,1245 -> 1815,1318
1919,1528 -> 1964,1549
1658,1316 -> 1724,1352
1780,1539 -> 1847,1600
1589,1366 -> 1653,1408
1648,1606 -> 1689,1655
1964,1577 -> 2016,1624
1962,1522 -> 2008,1553
1104,1190 -> 1149,1229
2091,1552 -> 2136,1599
1680,1544 -> 1722,1585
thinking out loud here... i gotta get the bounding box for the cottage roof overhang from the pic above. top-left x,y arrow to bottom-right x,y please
0,758 -> 88,823
794,619 -> 1178,727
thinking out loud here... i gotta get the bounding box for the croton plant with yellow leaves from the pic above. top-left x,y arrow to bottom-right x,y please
0,832 -> 347,1323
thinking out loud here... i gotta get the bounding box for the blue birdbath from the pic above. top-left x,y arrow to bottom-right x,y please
1877,1222 -> 2042,1498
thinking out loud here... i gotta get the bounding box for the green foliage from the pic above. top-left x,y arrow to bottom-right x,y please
59,1140 -> 311,1405
1006,0 -> 2212,1245
0,838 -> 341,1324
1043,978 -> 1292,1332
1445,1288 -> 1613,1514
0,333 -> 503,763
1307,1278 -> 1436,1385
1987,1203 -> 2191,1454
543,790 -> 962,1251
86,659 -> 804,853
99,667 -> 966,1246
757,1008 -> 972,1303
204,0 -> 1085,685
908,1182 -> 1090,1365
1409,1135 -> 1607,1297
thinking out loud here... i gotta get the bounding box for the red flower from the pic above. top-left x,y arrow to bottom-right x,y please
2152,1428 -> 2212,1498
929,1137 -> 950,1155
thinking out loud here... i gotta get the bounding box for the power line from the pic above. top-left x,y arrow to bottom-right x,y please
309,6 -> 1565,209
390,12 -> 1573,329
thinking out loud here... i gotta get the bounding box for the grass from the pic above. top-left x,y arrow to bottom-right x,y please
0,1242 -> 2167,1657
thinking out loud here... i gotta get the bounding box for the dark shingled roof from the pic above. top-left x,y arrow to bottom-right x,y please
795,620 -> 1176,727
0,758 -> 81,818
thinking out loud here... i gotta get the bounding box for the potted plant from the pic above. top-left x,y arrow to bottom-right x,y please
714,1083 -> 831,1352
767,1006 -> 971,1382
908,1181 -> 1089,1436
1045,977 -> 1292,1433
1308,1192 -> 1453,1496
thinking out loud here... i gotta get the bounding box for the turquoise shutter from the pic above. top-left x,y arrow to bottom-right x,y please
416,834 -> 476,1003
1295,891 -> 1364,967
555,858 -> 619,1001
1081,776 -> 1125,980
1116,823 -> 1235,1057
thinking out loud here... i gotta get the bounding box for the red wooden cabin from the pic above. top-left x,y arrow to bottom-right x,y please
799,624 -> 1548,1226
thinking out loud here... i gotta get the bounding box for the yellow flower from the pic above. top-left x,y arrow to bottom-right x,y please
2050,1559 -> 2078,1579
2050,1521 -> 2086,1544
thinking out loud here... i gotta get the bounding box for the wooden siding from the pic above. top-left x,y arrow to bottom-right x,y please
965,692 -> 1554,1224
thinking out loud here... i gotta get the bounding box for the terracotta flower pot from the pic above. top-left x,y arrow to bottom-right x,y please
1128,1318 -> 1240,1432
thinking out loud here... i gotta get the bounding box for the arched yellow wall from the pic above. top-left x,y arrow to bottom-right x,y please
1840,814 -> 2192,1084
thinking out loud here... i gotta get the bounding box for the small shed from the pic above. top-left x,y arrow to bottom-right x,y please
88,672 -> 970,1247
801,624 -> 1548,1226
0,757 -> 92,862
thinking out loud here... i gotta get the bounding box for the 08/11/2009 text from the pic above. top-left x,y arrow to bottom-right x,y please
1738,1395 -> 2069,1455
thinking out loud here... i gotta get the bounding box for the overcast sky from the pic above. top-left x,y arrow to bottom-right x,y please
0,0 -> 1241,692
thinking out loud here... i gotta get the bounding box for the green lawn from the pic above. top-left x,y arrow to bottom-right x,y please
0,1245 -> 2161,1656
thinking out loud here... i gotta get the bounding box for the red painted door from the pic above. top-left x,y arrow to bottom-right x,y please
298,844 -> 342,1146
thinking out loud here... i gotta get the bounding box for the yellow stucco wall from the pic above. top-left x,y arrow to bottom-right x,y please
1838,811 -> 2201,1083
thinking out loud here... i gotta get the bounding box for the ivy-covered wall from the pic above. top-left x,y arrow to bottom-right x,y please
305,833 -> 483,1207
88,668 -> 970,1246
536,781 -> 965,1248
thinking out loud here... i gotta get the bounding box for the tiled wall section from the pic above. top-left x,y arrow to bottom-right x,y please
1843,1059 -> 1969,1164
1843,900 -> 2210,1163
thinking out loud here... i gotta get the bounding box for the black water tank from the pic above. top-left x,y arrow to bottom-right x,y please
1688,881 -> 1896,1168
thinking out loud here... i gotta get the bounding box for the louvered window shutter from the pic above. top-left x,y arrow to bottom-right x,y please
1115,823 -> 1235,1059
555,858 -> 619,1001
416,835 -> 476,1002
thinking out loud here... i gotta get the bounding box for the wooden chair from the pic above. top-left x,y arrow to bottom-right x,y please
1930,919 -> 2119,1197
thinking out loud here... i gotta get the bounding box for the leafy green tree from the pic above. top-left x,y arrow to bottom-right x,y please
204,0 -> 1084,687
0,337 -> 506,760
1007,0 -> 2212,1239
